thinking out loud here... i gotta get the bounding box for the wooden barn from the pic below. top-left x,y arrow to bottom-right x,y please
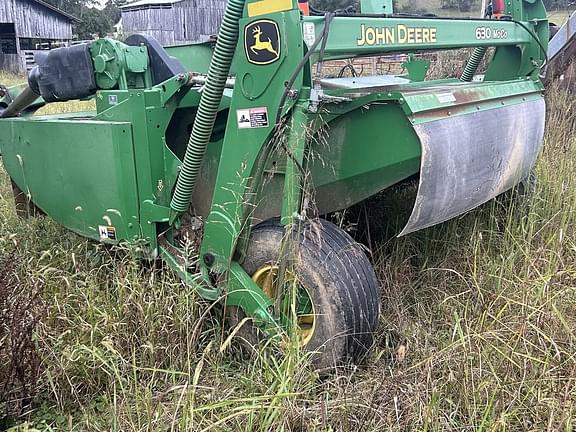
120,0 -> 227,46
0,0 -> 78,73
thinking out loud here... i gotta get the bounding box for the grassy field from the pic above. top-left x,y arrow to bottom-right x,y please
0,65 -> 575,431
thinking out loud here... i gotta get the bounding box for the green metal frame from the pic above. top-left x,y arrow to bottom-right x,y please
0,0 -> 548,335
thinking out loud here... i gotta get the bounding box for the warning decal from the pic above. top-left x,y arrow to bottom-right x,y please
436,92 -> 456,103
237,107 -> 269,129
99,225 -> 117,241
303,22 -> 316,47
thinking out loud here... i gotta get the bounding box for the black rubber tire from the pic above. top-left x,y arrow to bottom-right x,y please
238,218 -> 381,370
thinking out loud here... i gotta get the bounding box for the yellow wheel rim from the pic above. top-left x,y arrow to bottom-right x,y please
252,265 -> 316,346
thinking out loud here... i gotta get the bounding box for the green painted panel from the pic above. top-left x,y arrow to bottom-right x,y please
303,16 -> 532,61
0,118 -> 140,242
166,43 -> 238,75
309,103 -> 421,206
247,103 -> 422,221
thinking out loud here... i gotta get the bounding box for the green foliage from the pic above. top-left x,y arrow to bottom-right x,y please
42,0 -> 92,16
75,8 -> 114,39
41,0 -> 122,40
101,0 -> 126,27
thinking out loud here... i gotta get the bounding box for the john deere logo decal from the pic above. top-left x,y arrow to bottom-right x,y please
245,20 -> 280,65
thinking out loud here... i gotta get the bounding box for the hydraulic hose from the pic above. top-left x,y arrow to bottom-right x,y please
460,46 -> 488,82
170,0 -> 246,218
461,0 -> 489,83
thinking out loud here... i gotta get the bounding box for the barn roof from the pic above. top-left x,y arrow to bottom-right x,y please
29,0 -> 80,22
120,0 -> 185,9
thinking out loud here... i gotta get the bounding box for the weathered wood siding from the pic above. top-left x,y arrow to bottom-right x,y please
173,0 -> 226,43
0,53 -> 22,73
122,7 -> 177,45
0,0 -> 73,40
122,0 -> 227,46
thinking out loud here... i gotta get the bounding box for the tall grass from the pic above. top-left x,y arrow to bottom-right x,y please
0,73 -> 575,430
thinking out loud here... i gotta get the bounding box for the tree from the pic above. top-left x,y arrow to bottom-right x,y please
75,8 -> 113,39
43,0 -> 95,16
43,0 -> 121,40
102,0 -> 126,25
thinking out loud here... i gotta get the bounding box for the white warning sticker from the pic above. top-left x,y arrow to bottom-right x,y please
303,22 -> 316,47
237,107 -> 269,129
99,225 -> 117,241
436,92 -> 456,103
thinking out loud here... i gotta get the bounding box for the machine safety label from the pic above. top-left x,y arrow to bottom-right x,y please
99,225 -> 117,241
303,22 -> 316,47
237,107 -> 270,129
436,92 -> 456,103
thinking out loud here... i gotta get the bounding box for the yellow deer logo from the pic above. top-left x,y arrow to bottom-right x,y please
250,25 -> 279,57
245,20 -> 281,65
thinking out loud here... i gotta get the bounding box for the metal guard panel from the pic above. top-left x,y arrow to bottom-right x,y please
400,98 -> 545,236
548,10 -> 576,62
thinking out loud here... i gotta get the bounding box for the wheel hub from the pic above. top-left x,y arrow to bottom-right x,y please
251,265 -> 316,346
